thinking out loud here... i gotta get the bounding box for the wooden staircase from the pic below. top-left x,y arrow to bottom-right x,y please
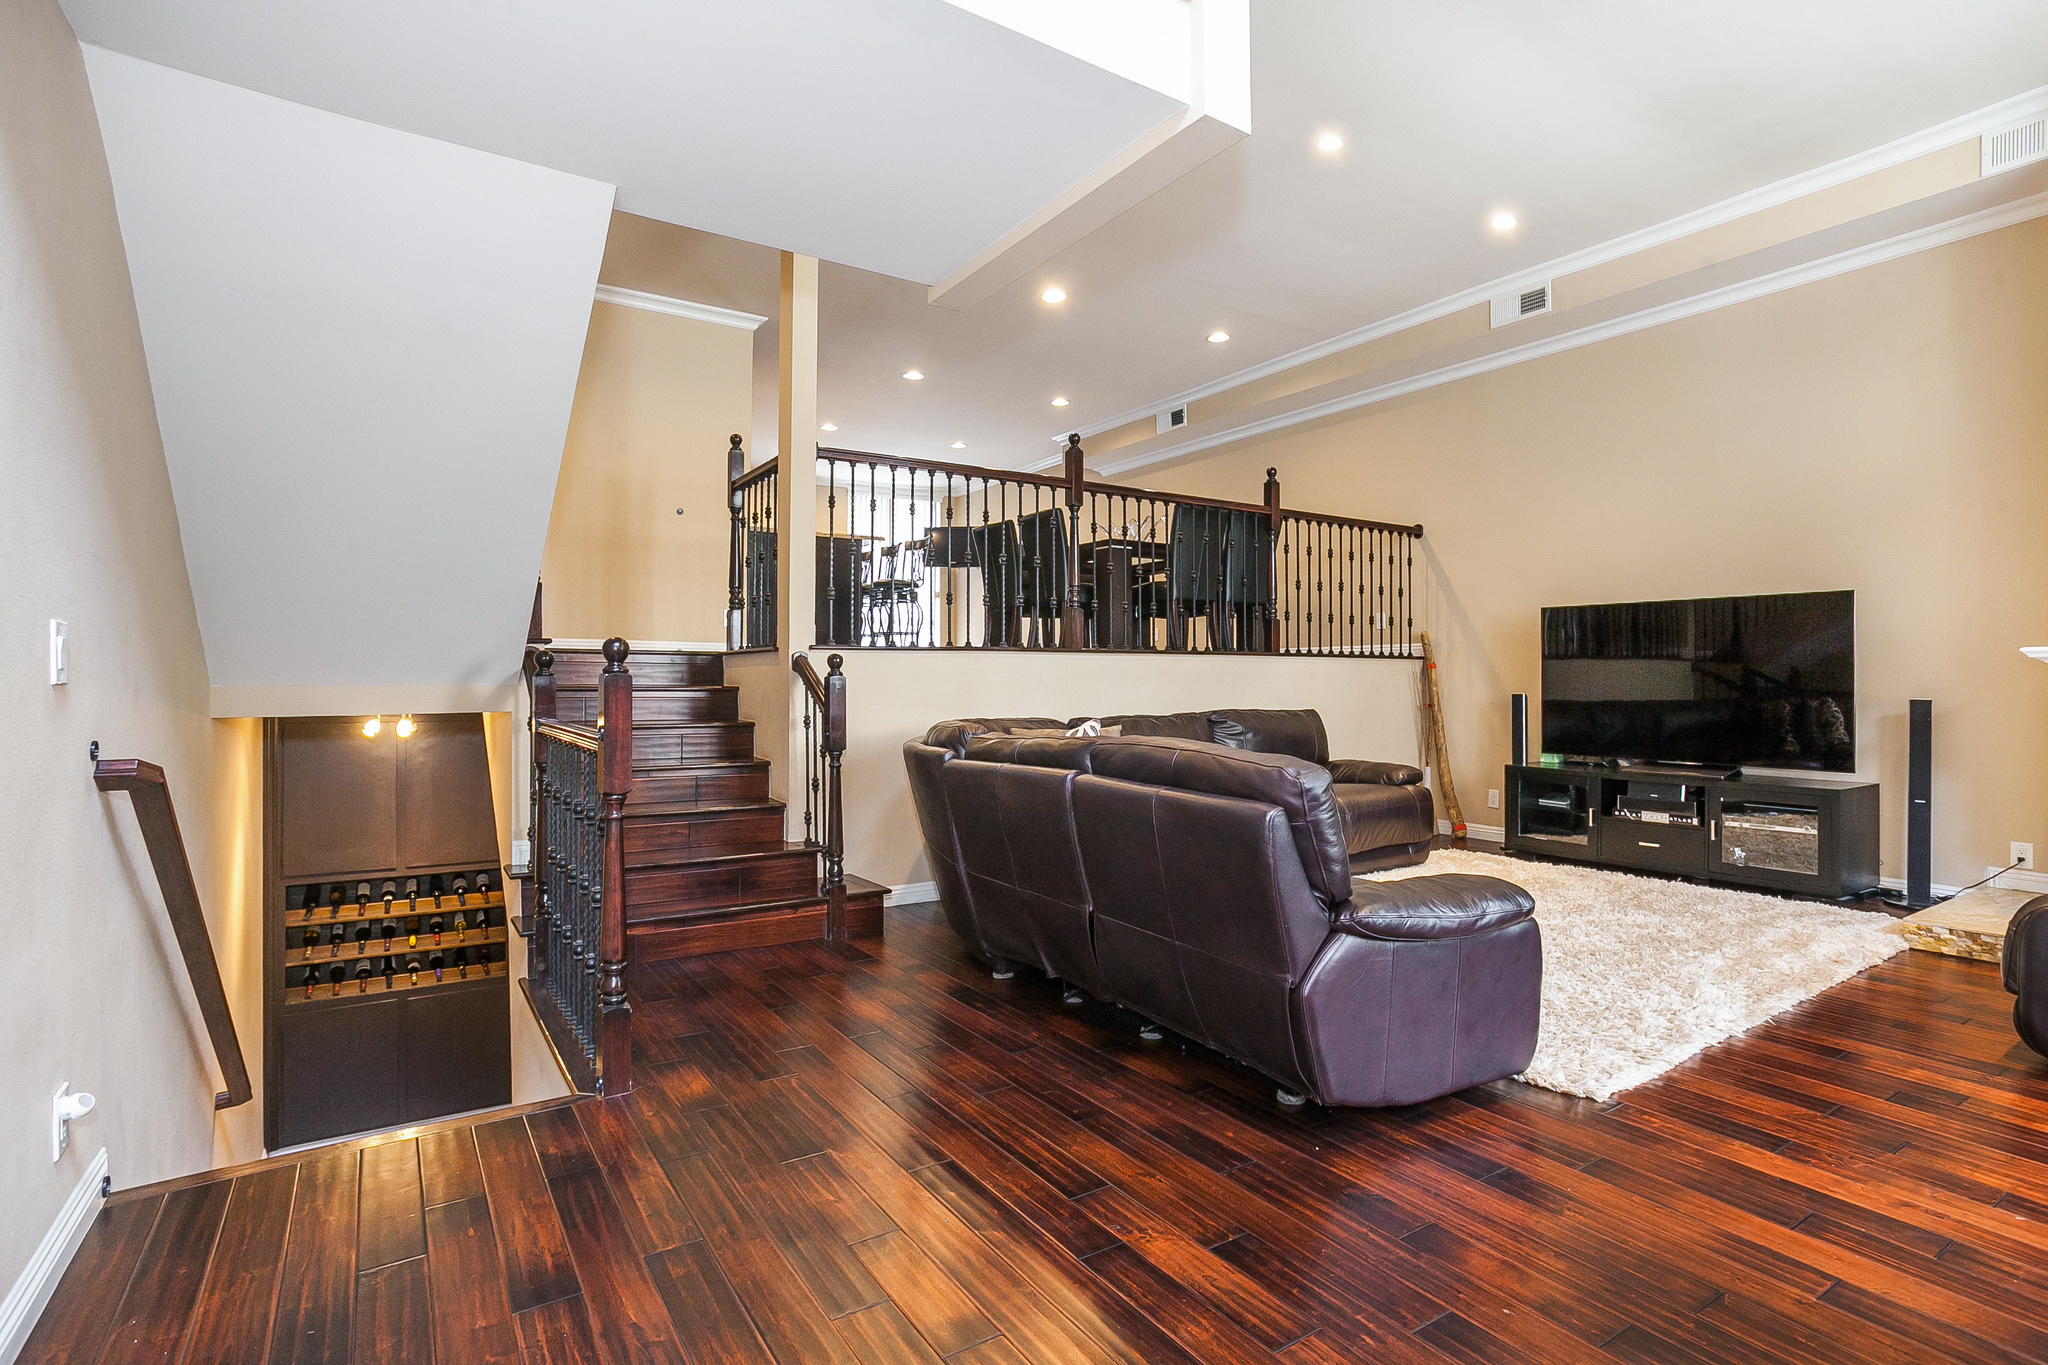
542,646 -> 883,960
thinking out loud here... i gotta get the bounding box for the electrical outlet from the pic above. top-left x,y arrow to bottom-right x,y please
1487,789 -> 1501,809
2015,843 -> 2036,871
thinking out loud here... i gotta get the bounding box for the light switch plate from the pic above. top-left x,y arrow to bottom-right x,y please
49,620 -> 67,685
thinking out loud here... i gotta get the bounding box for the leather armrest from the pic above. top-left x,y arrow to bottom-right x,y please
1327,759 -> 1426,787
1335,874 -> 1534,940
2003,895 -> 2048,994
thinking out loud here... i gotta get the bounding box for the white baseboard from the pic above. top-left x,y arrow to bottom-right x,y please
1438,819 -> 1506,844
1879,875 -> 1963,900
0,1147 -> 107,1364
1986,866 -> 2048,895
543,638 -> 726,654
886,881 -> 938,907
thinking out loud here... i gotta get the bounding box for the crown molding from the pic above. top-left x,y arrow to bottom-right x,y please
1051,83 -> 2048,458
593,284 -> 768,331
1092,187 -> 2048,478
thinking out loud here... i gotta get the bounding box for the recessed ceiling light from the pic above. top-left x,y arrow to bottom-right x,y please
820,422 -> 837,431
1207,330 -> 1231,344
902,369 -> 924,381
950,441 -> 966,449
1315,132 -> 1344,152
1051,396 -> 1070,408
1491,211 -> 1518,232
1041,286 -> 1067,304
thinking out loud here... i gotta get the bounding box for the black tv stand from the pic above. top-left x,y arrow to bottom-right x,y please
1503,763 -> 1878,899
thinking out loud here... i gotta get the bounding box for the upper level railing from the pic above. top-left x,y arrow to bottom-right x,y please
94,757 -> 253,1110
728,433 -> 780,651
523,639 -> 633,1095
730,434 -> 1422,657
791,651 -> 847,941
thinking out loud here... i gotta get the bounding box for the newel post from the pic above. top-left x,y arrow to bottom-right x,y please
726,433 -> 746,651
1263,467 -> 1282,654
1060,433 -> 1087,649
823,653 -> 848,942
597,636 -> 634,1094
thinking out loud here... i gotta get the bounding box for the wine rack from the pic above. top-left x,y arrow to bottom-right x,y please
264,714 -> 513,1150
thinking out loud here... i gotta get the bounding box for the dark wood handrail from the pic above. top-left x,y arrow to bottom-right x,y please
731,461 -> 779,494
94,759 -> 253,1111
792,652 -> 848,940
1280,507 -> 1426,536
535,718 -> 601,749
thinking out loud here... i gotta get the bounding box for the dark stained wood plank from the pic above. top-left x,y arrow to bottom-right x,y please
352,1258 -> 431,1365
849,1228 -> 999,1356
781,1152 -> 896,1245
16,1195 -> 163,1365
474,1116 -> 580,1314
944,1337 -> 1035,1365
424,1197 -> 520,1365
571,1097 -> 696,1255
357,1140 -> 424,1273
526,1106 -> 599,1181
834,1301 -> 947,1365
512,1296 -> 600,1365
643,1240 -> 776,1365
176,1167 -> 297,1365
543,1168 -> 686,1365
419,1126 -> 484,1207
97,1179 -> 233,1365
267,1150 -> 358,1365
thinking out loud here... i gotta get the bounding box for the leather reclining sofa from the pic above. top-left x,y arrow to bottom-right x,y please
904,709 -> 1543,1106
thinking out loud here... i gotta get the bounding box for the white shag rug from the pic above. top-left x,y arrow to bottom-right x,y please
1368,849 -> 1907,1101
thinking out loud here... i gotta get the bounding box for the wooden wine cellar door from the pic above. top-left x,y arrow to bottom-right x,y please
263,714 -> 511,1150
540,646 -> 884,959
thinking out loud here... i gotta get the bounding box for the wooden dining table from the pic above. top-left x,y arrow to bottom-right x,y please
1079,539 -> 1167,647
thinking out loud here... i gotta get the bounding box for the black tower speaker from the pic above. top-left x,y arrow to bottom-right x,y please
1904,698 -> 1933,910
1510,693 -> 1529,767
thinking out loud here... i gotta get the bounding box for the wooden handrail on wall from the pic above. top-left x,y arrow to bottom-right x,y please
93,759 -> 253,1111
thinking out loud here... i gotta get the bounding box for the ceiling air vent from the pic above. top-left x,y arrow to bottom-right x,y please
1983,117 -> 2048,176
1490,281 -> 1552,328
1156,405 -> 1188,435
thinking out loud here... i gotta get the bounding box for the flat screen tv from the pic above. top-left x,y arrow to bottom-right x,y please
1541,590 -> 1854,771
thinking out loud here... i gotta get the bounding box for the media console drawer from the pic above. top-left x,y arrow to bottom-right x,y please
1601,821 -> 1705,874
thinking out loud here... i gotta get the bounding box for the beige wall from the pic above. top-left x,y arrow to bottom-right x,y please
1141,216 -> 2048,891
0,0 -> 236,1287
837,651 -> 1425,890
208,720 -> 265,1166
540,300 -> 753,645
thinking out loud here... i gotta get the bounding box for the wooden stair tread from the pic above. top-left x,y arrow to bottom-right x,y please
621,799 -> 784,820
626,840 -> 818,871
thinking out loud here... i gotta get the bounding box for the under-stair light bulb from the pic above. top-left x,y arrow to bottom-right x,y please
361,717 -> 381,739
395,715 -> 415,738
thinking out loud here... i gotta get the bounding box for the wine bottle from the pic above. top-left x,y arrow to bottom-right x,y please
428,874 -> 443,907
302,884 -> 324,913
382,958 -> 396,989
381,880 -> 397,910
428,950 -> 445,981
352,923 -> 371,947
405,956 -> 422,986
405,876 -> 419,911
406,918 -> 418,949
428,915 -> 443,944
325,963 -> 347,985
353,961 -> 372,991
477,871 -> 492,900
302,966 -> 318,999
453,874 -> 470,907
354,882 -> 371,913
328,885 -> 344,916
453,908 -> 468,939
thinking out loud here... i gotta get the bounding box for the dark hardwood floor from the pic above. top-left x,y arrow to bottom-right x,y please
31,889 -> 2048,1364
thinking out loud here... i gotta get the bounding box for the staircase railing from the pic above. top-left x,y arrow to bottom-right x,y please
93,758 -> 253,1110
524,638 -> 633,1095
727,434 -> 779,651
792,652 -> 847,942
730,432 -> 1423,656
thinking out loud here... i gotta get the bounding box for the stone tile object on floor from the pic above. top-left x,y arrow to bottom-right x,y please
1889,885 -> 2040,961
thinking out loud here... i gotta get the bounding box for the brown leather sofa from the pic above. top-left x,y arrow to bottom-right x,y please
904,712 -> 1542,1107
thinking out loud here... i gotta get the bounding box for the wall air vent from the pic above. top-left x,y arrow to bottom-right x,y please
1983,117 -> 2048,176
1490,281 -> 1552,329
1156,405 -> 1188,435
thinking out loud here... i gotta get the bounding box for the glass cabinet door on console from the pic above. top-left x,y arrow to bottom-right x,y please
1707,791 -> 1827,895
1506,770 -> 1597,858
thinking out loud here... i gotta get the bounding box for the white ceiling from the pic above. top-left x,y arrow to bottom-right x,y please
64,1 -> 2048,477
58,0 -> 1182,288
82,48 -> 614,695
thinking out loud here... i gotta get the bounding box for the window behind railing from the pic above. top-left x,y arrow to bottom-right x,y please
732,435 -> 1422,657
